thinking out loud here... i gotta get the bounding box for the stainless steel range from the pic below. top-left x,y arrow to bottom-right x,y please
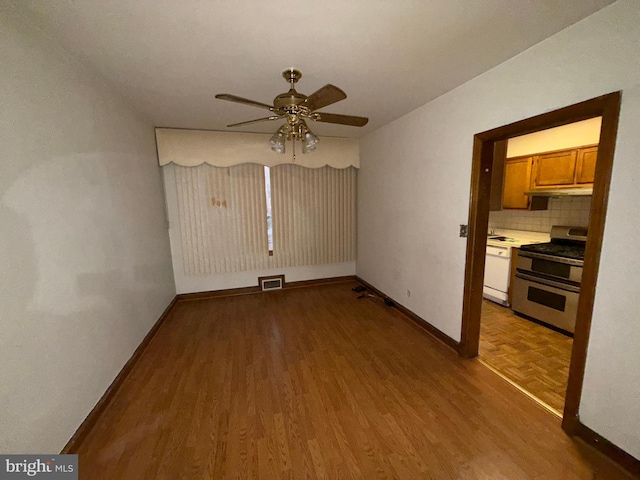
512,226 -> 587,334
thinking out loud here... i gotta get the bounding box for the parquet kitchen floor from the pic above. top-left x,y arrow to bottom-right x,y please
480,299 -> 573,414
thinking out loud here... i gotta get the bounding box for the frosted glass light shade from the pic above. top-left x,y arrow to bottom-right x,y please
302,130 -> 319,153
269,130 -> 286,154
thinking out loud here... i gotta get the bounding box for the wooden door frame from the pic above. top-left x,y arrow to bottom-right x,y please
459,92 -> 621,434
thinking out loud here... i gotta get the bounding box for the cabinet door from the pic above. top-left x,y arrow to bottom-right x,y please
532,149 -> 578,188
576,146 -> 598,184
502,158 -> 531,209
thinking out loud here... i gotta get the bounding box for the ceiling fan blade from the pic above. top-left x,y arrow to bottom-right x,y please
227,116 -> 281,127
215,94 -> 273,110
313,112 -> 369,127
303,84 -> 347,112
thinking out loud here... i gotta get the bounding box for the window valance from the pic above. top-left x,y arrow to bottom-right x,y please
155,128 -> 360,169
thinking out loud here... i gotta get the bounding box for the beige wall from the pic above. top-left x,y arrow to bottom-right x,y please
507,117 -> 602,157
0,6 -> 175,453
358,0 -> 640,459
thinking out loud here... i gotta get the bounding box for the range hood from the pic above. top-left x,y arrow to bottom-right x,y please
525,187 -> 593,197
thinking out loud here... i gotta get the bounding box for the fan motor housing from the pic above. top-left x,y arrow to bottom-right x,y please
273,89 -> 307,110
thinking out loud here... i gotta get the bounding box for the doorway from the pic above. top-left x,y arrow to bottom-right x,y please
459,92 -> 621,434
479,119 -> 600,416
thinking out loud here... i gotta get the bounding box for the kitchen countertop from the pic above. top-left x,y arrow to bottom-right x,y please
486,228 -> 550,248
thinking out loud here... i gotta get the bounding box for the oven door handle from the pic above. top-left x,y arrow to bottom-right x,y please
518,250 -> 583,266
515,271 -> 581,293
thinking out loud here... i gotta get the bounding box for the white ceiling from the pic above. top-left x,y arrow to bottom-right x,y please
12,0 -> 614,138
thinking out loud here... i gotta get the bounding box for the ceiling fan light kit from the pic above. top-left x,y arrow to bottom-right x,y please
302,127 -> 319,154
269,125 -> 287,154
216,69 -> 368,161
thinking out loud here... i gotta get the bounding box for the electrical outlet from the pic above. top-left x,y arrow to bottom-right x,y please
459,224 -> 468,237
406,289 -> 411,298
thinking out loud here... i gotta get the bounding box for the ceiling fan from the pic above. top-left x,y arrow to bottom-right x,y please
215,68 -> 368,158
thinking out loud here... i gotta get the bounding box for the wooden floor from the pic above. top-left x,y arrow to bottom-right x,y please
480,300 -> 573,414
76,281 -> 633,479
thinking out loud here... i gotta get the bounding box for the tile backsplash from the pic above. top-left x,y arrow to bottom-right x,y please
489,196 -> 591,233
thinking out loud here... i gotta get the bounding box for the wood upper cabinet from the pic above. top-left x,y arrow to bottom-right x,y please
531,149 -> 578,188
576,146 -> 598,184
502,157 -> 532,209
500,144 -> 597,210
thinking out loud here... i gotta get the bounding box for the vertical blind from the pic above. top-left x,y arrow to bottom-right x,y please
173,163 -> 356,275
175,164 -> 270,275
271,165 -> 356,267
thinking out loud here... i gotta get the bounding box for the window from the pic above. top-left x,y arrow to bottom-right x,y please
173,163 -> 270,275
171,163 -> 356,275
264,166 -> 273,253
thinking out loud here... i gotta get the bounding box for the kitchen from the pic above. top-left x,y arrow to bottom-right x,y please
480,117 -> 600,416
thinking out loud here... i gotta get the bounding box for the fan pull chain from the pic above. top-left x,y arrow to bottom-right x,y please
292,136 -> 296,162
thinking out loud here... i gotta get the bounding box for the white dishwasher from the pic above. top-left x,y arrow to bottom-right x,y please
483,245 -> 511,305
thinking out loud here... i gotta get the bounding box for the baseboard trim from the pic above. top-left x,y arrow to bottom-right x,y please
355,276 -> 460,352
570,419 -> 640,477
60,295 -> 179,454
176,275 -> 356,301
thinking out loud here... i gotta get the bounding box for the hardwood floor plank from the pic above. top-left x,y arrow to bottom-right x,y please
73,282 -> 635,479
